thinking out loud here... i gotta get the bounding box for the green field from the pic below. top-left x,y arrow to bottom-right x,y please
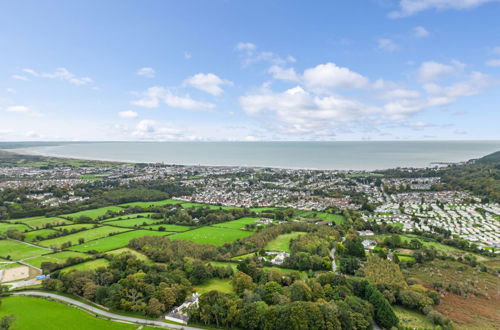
0,262 -> 23,270
264,232 -> 305,252
195,278 -> 233,294
60,258 -> 110,273
392,306 -> 434,329
10,217 -> 72,229
39,226 -> 131,248
60,206 -> 124,219
0,296 -> 136,330
69,230 -> 171,252
24,251 -> 90,268
106,247 -> 150,261
213,217 -> 260,230
103,213 -> 155,222
169,226 -> 252,246
105,217 -> 161,227
0,240 -> 50,260
0,223 -> 30,233
55,223 -> 95,231
141,224 -> 191,232
24,229 -> 58,242
180,202 -> 241,210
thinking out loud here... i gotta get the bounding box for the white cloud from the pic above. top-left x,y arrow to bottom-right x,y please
486,59 -> 500,67
417,60 -> 464,83
377,38 -> 399,52
235,42 -> 256,52
118,110 -> 139,119
137,67 -> 155,78
183,73 -> 232,95
235,42 -> 295,67
6,88 -> 16,93
6,105 -> 31,113
413,26 -> 430,38
268,65 -> 300,82
131,86 -> 215,110
12,75 -> 29,81
132,119 -> 183,140
303,62 -> 369,91
389,0 -> 500,18
22,67 -> 93,85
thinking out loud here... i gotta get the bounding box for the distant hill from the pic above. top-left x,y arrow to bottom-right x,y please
476,150 -> 500,164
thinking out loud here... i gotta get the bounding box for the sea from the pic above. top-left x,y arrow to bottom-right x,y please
8,141 -> 500,171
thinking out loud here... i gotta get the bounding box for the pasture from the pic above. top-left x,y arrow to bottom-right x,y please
24,251 -> 90,268
0,240 -> 50,260
141,224 -> 191,232
103,212 -> 155,222
39,226 -> 131,248
60,206 -> 123,219
55,223 -> 95,231
0,223 -> 30,233
0,296 -> 136,330
105,217 -> 161,227
169,226 -> 252,246
195,278 -> 233,294
119,199 -> 183,208
106,247 -> 150,261
69,230 -> 171,252
60,258 -> 110,273
24,229 -> 58,242
12,217 -> 72,229
213,217 -> 260,230
264,232 -> 305,252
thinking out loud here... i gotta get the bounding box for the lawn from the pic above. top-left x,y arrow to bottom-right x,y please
60,258 -> 110,273
0,239 -> 50,260
106,247 -> 150,261
0,296 -> 136,330
39,226 -> 131,249
105,217 -> 161,228
264,232 -> 305,252
24,229 -> 58,242
169,226 -> 252,246
0,223 -> 30,234
315,212 -> 346,224
195,278 -> 233,294
59,206 -> 124,220
392,306 -> 434,329
141,224 -> 191,232
24,251 -> 90,268
102,213 -> 155,222
68,230 -> 171,252
10,217 -> 72,229
213,217 -> 260,230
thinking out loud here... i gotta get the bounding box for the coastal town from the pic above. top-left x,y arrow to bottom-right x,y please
1,160 -> 499,250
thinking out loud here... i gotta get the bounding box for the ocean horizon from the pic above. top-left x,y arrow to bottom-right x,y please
7,140 -> 500,171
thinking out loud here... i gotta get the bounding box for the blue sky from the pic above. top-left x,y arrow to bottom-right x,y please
1,0 -> 499,141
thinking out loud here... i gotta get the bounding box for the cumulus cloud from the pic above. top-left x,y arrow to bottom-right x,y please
132,119 -> 183,140
118,110 -> 138,118
183,73 -> 232,95
131,86 -> 215,110
303,62 -> 369,91
389,0 -> 500,18
417,60 -> 464,83
22,67 -> 92,85
235,42 -> 256,52
268,65 -> 301,82
26,131 -> 40,138
136,67 -> 155,78
377,38 -> 399,52
413,26 -> 430,38
240,58 -> 494,137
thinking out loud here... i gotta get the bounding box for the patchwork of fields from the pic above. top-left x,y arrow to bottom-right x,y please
0,199 -> 345,278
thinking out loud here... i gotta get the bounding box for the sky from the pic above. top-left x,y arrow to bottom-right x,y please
0,0 -> 499,142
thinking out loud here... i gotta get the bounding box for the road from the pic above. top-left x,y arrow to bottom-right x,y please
12,291 -> 201,330
330,247 -> 337,273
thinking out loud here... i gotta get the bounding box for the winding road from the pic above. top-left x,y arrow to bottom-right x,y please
12,291 -> 201,330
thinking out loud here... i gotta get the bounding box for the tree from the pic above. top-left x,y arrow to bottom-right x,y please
147,297 -> 165,317
231,272 -> 255,296
0,315 -> 16,330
